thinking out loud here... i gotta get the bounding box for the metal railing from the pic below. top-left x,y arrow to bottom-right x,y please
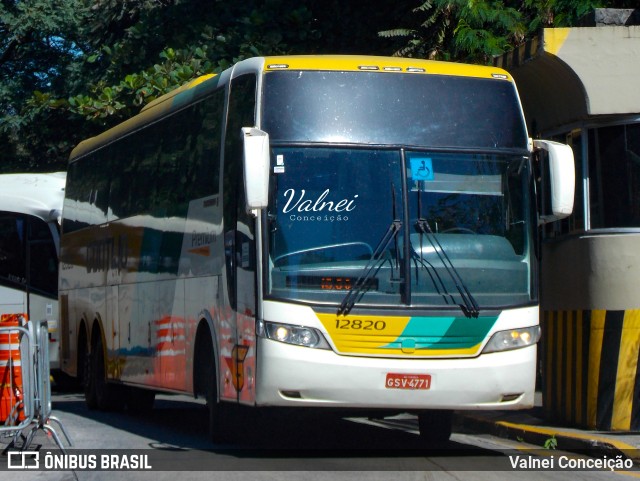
1,317 -> 72,452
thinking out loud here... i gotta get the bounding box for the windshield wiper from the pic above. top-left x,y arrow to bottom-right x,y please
410,244 -> 458,307
337,220 -> 402,316
415,218 -> 480,318
339,180 -> 404,316
413,166 -> 479,318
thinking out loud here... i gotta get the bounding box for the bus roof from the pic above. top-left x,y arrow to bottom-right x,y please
0,172 -> 66,223
261,55 -> 513,80
69,55 -> 514,162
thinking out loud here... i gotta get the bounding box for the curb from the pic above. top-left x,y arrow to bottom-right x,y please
457,413 -> 640,465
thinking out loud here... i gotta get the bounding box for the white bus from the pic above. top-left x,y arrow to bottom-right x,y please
59,55 -> 574,443
0,172 -> 66,370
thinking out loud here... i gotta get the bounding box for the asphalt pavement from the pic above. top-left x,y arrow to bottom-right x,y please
4,388 -> 640,469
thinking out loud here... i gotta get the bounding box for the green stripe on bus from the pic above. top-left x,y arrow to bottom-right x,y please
381,315 -> 498,350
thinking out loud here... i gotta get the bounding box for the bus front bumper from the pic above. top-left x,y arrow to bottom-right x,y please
255,337 -> 536,410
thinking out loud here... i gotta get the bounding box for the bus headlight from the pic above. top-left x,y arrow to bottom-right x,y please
258,321 -> 330,349
482,326 -> 541,354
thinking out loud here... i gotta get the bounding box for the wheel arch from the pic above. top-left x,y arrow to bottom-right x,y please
77,316 -> 103,369
86,313 -> 106,357
192,310 -> 219,400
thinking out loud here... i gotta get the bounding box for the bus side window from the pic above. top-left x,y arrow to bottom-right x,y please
27,216 -> 58,296
0,214 -> 24,281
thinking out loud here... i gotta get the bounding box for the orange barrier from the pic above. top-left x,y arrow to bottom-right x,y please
1,313 -> 27,424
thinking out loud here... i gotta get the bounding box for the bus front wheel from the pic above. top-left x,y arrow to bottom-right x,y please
417,410 -> 453,446
206,377 -> 227,444
197,328 -> 228,443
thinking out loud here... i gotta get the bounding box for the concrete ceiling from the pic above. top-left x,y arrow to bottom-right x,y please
495,26 -> 640,136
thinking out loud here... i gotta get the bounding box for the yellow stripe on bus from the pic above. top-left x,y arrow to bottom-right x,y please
315,312 -> 483,357
263,55 -> 513,80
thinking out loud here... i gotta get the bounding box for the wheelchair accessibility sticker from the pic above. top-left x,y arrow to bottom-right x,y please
410,157 -> 434,181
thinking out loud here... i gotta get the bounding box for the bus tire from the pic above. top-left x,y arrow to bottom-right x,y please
417,410 -> 453,446
80,331 -> 98,410
92,334 -> 125,411
207,381 -> 227,444
198,330 -> 227,443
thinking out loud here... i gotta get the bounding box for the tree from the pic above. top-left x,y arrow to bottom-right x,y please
61,0 -> 322,124
1,0 -> 87,171
1,0 -> 403,172
61,0 -> 405,124
1,0 -> 625,172
378,0 -> 618,64
379,1 -> 525,63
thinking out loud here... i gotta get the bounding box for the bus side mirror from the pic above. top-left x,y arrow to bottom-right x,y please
533,139 -> 575,224
242,127 -> 270,213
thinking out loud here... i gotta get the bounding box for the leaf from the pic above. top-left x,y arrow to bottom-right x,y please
543,435 -> 558,450
378,29 -> 415,39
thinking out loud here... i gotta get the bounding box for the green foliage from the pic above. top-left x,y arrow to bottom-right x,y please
380,0 -> 526,63
3,0 -> 398,171
65,45 -> 215,123
378,0 -> 612,63
1,0 -> 87,171
523,0 -> 603,31
380,1 -> 454,60
543,434 -> 558,449
454,2 -> 524,59
57,0 -> 327,125
0,0 -> 621,172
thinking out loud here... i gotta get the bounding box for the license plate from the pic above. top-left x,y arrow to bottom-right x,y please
385,373 -> 431,390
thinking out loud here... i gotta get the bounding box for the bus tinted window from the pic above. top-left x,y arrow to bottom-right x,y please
262,71 -> 528,150
28,217 -> 58,295
64,90 -> 224,231
0,213 -> 58,296
0,214 -> 25,282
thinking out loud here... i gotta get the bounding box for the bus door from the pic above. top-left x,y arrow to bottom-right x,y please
222,74 -> 258,404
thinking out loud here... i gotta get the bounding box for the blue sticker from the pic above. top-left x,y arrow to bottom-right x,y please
410,157 -> 434,181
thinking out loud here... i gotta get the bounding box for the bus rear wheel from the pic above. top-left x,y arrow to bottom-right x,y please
417,410 -> 453,446
89,334 -> 125,411
80,331 -> 98,409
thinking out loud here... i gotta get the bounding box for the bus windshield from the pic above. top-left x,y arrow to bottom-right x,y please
265,147 -> 534,310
